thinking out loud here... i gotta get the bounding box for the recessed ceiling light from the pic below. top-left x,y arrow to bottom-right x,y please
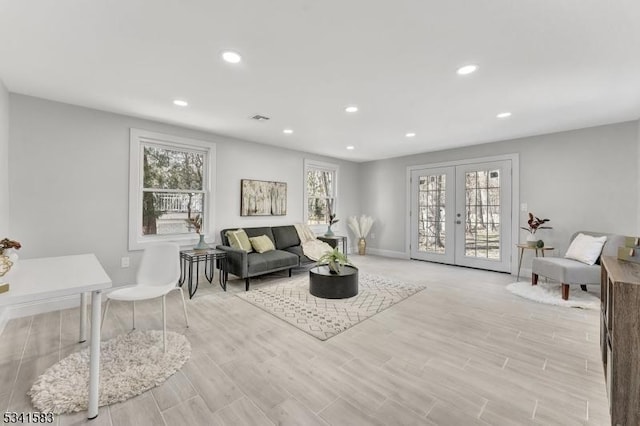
496,112 -> 512,119
405,132 -> 416,138
346,145 -> 355,150
283,129 -> 293,134
345,106 -> 359,113
222,51 -> 242,64
456,64 -> 478,75
173,99 -> 188,107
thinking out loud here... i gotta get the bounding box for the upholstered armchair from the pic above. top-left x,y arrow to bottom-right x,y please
531,231 -> 624,300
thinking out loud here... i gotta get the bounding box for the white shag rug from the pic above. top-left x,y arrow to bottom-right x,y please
237,273 -> 426,340
29,330 -> 191,414
506,281 -> 600,310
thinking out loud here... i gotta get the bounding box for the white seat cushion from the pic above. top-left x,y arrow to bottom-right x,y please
532,257 -> 601,284
107,285 -> 175,301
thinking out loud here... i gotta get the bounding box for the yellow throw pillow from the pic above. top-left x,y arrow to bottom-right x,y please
249,235 -> 276,253
226,229 -> 253,252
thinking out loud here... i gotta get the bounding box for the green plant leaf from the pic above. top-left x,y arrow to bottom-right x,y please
317,247 -> 351,270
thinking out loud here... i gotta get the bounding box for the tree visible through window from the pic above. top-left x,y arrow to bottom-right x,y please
305,160 -> 338,225
142,145 -> 206,235
418,174 -> 446,254
129,129 -> 215,250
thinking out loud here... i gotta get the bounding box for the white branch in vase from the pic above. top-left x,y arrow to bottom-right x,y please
348,215 -> 374,239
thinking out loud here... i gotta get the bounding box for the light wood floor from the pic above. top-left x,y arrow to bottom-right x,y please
0,255 -> 610,425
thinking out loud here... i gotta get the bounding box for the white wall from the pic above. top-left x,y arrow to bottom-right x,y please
0,79 -> 9,327
360,122 -> 639,263
0,79 -> 9,237
9,94 -> 361,286
7,92 -> 638,285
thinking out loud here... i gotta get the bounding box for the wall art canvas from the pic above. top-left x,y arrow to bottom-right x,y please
241,179 -> 287,216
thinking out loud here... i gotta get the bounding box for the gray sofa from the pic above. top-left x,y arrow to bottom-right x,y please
217,225 -> 314,290
531,231 -> 625,300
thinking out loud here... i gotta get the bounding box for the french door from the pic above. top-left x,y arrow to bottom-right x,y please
410,159 -> 512,272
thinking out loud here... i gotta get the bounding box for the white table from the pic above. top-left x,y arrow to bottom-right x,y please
0,254 -> 112,419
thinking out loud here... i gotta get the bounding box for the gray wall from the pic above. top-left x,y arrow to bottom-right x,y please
0,80 -> 9,237
360,122 -> 639,261
8,94 -> 361,286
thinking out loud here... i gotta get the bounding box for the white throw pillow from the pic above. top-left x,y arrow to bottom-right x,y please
565,233 -> 607,265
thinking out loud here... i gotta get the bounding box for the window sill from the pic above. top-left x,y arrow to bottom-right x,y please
309,224 -> 329,236
129,233 -> 215,251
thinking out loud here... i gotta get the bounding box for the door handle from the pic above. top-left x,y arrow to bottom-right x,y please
456,220 -> 461,224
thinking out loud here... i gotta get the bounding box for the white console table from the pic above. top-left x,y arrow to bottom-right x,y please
0,254 -> 112,419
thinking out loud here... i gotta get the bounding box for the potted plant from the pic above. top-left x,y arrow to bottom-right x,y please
317,247 -> 353,274
0,238 -> 21,288
0,237 -> 21,263
185,214 -> 208,250
325,200 -> 339,237
521,212 -> 552,247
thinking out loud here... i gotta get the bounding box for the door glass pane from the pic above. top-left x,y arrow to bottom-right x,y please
464,169 -> 501,260
417,174 -> 446,254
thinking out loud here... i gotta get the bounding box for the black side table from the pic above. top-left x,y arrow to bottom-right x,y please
317,235 -> 348,257
179,249 -> 228,298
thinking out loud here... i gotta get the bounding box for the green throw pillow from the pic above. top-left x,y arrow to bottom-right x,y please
249,235 -> 275,253
226,229 -> 253,252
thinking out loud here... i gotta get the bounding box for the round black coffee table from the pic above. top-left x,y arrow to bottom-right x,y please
309,265 -> 358,299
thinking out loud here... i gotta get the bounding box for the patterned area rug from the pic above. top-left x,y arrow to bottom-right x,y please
237,273 -> 426,340
29,330 -> 191,414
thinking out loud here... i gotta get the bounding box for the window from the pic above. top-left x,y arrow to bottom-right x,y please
304,159 -> 339,227
129,129 -> 215,250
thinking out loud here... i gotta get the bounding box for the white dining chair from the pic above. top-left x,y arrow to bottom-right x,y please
101,243 -> 189,352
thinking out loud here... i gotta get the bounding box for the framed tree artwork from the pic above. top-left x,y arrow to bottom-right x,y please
240,179 -> 287,216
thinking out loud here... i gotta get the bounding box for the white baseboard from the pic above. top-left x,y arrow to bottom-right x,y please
365,248 -> 410,259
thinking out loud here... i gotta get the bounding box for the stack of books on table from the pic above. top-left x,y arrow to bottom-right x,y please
617,236 -> 640,264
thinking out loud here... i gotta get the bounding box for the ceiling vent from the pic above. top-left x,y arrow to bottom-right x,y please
251,114 -> 270,121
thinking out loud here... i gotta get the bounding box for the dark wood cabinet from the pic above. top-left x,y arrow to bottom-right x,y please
600,256 -> 640,426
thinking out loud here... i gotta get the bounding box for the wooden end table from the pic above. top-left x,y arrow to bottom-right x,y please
516,243 -> 554,282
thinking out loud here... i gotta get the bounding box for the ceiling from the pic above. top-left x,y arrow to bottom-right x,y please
1,1 -> 639,162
